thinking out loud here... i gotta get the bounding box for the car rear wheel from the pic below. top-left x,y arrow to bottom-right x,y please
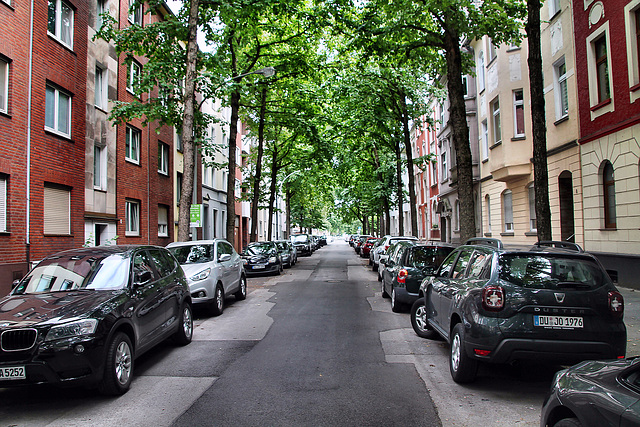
391,288 -> 403,312
449,323 -> 478,383
99,332 -> 134,396
210,284 -> 224,316
173,303 -> 193,345
234,276 -> 247,301
553,418 -> 581,427
372,262 -> 378,272
411,299 -> 437,339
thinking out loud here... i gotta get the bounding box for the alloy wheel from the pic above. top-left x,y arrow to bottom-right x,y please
115,341 -> 132,386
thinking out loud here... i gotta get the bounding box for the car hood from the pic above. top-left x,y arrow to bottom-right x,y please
180,263 -> 215,277
0,291 -> 123,328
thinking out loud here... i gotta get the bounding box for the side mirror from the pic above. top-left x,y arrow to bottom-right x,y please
218,254 -> 232,263
11,279 -> 20,289
134,270 -> 152,287
380,259 -> 386,266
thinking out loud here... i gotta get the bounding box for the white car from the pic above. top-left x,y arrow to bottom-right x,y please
167,239 -> 246,316
372,235 -> 418,278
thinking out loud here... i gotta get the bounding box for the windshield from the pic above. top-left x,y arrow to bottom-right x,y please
498,254 -> 607,290
13,253 -> 130,294
291,235 -> 309,243
169,245 -> 213,264
245,243 -> 273,255
276,242 -> 289,251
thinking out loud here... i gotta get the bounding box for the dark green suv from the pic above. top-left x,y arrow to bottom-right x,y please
410,239 -> 627,384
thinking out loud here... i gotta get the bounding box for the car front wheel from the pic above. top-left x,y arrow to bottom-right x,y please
99,332 -> 134,396
411,299 -> 436,339
449,323 -> 478,384
235,276 -> 247,301
210,284 -> 224,316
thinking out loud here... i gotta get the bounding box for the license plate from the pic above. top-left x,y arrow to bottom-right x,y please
0,366 -> 26,380
534,315 -> 583,329
252,265 -> 265,269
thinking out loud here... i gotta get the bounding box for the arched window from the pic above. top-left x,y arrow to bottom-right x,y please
485,195 -> 492,233
603,161 -> 616,228
528,183 -> 537,232
502,190 -> 514,232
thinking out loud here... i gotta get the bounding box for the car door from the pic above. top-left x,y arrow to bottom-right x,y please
439,249 -> 474,332
148,248 -> 185,333
427,250 -> 459,336
130,250 -> 169,350
382,244 -> 402,293
216,241 -> 235,295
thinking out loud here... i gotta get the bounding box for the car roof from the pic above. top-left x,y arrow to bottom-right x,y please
167,239 -> 230,248
44,245 -> 164,259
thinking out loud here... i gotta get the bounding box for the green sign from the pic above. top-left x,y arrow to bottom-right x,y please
190,204 -> 203,227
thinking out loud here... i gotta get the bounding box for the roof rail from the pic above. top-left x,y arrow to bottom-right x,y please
533,241 -> 584,253
464,237 -> 503,249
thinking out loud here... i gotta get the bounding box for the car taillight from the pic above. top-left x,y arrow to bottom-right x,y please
397,269 -> 408,284
385,245 -> 389,250
608,291 -> 624,318
482,286 -> 504,311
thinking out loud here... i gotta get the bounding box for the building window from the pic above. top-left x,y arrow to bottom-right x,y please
95,64 -> 107,110
488,40 -> 498,63
491,97 -> 501,144
481,120 -> 489,160
485,194 -> 491,233
125,199 -> 140,236
93,143 -> 106,190
554,58 -> 569,119
0,58 -> 7,114
549,0 -> 560,17
176,172 -> 182,205
45,84 -> 71,138
0,176 -> 6,232
477,51 -> 485,92
454,200 -> 460,232
636,9 -> 640,80
441,151 -> 448,181
594,35 -> 611,103
44,184 -> 70,235
602,161 -> 616,228
126,60 -> 141,94
96,0 -> 107,29
528,184 -> 537,231
439,103 -> 445,128
431,161 -> 437,186
502,189 -> 513,232
158,142 -> 169,175
158,205 -> 168,237
128,0 -> 143,25
47,0 -> 74,48
513,90 -> 525,137
125,125 -> 140,164
176,132 -> 183,151
461,75 -> 468,97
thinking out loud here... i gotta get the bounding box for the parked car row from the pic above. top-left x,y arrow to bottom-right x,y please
357,236 -> 632,426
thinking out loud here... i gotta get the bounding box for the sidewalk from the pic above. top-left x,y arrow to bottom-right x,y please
620,287 -> 640,357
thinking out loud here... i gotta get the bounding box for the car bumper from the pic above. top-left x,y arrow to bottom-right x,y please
391,287 -> 419,306
245,264 -> 280,275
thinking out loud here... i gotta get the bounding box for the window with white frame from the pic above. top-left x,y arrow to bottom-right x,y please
0,175 -> 6,232
125,125 -> 140,164
45,84 -> 71,138
491,97 -> 501,144
602,161 -> 616,228
462,75 -> 468,97
176,132 -> 183,151
95,64 -> 107,110
44,184 -> 70,235
158,205 -> 168,237
502,189 -> 513,232
594,35 -> 611,103
0,58 -> 7,114
441,151 -> 448,181
431,161 -> 437,186
439,102 -> 445,127
481,120 -> 489,160
126,60 -> 141,94
477,51 -> 485,92
513,89 -> 525,137
93,143 -> 106,190
125,199 -> 140,236
554,58 -> 569,120
47,0 -> 74,48
158,141 -> 169,175
203,165 -> 212,187
528,184 -> 537,231
235,179 -> 241,198
488,40 -> 498,63
96,0 -> 107,29
549,0 -> 560,17
454,200 -> 460,231
485,194 -> 491,233
128,0 -> 143,25
624,2 -> 640,97
176,172 -> 182,205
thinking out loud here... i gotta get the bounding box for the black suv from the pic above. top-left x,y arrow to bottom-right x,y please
0,246 -> 193,395
410,239 -> 626,383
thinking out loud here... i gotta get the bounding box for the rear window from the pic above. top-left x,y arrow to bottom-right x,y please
498,254 -> 608,290
409,247 -> 453,269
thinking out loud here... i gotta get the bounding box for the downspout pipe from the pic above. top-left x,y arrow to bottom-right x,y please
26,0 -> 34,266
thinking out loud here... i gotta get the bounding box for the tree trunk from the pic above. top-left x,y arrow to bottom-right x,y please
383,196 -> 391,235
401,93 -> 419,237
285,184 -> 291,238
395,139 -> 404,236
250,87 -> 267,243
526,0 -> 552,241
226,88 -> 240,248
443,12 -> 476,243
177,0 -> 200,242
267,146 -> 278,240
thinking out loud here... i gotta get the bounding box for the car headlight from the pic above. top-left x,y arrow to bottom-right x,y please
269,256 -> 277,263
191,268 -> 211,281
242,259 -> 248,265
45,319 -> 98,342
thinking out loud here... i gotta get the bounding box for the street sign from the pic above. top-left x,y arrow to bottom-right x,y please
190,204 -> 203,228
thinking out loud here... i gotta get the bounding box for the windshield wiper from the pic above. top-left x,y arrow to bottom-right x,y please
556,281 -> 591,289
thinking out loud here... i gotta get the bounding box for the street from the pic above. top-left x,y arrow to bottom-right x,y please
1,240 -> 639,426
